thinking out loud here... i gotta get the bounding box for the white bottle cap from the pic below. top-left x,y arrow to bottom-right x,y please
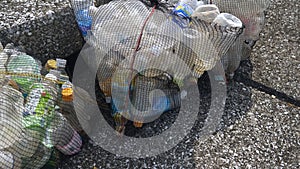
213,13 -> 243,28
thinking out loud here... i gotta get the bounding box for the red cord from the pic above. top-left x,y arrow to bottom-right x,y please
123,5 -> 157,119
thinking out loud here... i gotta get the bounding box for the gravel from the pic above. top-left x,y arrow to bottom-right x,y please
0,0 -> 84,63
59,60 -> 253,168
1,0 -> 297,168
251,0 -> 300,100
195,89 -> 300,168
59,0 -> 299,168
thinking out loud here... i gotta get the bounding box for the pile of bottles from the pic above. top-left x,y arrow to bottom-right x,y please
70,0 -> 269,131
0,43 -> 83,169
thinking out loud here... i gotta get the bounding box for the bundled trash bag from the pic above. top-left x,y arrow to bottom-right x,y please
72,0 -> 244,131
0,42 -> 85,168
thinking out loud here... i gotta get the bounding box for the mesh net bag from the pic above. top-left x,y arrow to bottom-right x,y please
76,0 -> 243,130
0,43 -> 84,168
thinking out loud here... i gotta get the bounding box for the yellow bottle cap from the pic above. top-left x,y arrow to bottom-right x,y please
47,59 -> 57,70
62,87 -> 73,96
62,88 -> 73,101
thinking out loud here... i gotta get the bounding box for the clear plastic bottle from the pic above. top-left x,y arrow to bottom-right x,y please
59,81 -> 83,132
0,88 -> 23,150
46,111 -> 82,155
130,72 -> 181,125
173,0 -> 198,18
71,0 -> 94,37
56,58 -> 69,84
0,150 -> 21,169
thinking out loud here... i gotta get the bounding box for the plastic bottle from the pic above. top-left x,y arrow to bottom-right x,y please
59,81 -> 83,132
173,0 -> 198,18
0,89 -> 23,150
6,54 -> 41,96
23,82 -> 57,129
5,129 -> 42,169
130,73 -> 181,123
22,141 -> 52,169
71,0 -> 94,37
41,59 -> 57,76
56,58 -> 69,84
0,150 -> 22,169
0,51 -> 8,72
46,111 -> 82,155
191,4 -> 220,23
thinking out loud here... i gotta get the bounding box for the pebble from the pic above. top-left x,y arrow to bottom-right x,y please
251,0 -> 300,99
0,0 -> 84,63
195,90 -> 300,168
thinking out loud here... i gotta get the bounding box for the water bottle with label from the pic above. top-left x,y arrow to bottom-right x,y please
23,82 -> 57,130
71,0 -> 94,37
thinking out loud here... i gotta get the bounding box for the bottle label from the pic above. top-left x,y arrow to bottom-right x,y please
173,3 -> 194,18
76,10 -> 92,37
23,83 -> 56,129
56,58 -> 67,68
55,130 -> 82,155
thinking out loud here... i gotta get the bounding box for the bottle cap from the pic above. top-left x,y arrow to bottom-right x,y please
213,13 -> 243,28
46,59 -> 57,70
62,88 -> 73,101
62,87 -> 73,96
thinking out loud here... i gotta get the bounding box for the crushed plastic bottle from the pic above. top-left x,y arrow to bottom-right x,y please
0,86 -> 23,150
23,82 -> 57,130
191,4 -> 220,23
7,54 -> 41,96
45,111 -> 82,155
